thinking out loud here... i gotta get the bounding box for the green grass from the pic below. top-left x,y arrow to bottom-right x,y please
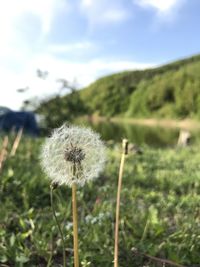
1,136 -> 200,266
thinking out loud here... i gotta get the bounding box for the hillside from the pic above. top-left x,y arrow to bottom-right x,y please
37,54 -> 200,128
80,54 -> 200,118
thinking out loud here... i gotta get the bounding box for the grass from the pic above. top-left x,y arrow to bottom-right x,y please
1,135 -> 200,266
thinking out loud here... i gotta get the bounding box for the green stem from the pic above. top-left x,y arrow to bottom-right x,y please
46,232 -> 53,267
50,186 -> 66,267
140,218 -> 150,242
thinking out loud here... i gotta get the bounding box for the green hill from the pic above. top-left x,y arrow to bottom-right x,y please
37,54 -> 200,128
80,54 -> 200,118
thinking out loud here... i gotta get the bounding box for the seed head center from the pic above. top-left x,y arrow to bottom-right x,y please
64,146 -> 85,163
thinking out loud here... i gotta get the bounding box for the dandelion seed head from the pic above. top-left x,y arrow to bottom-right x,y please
40,124 -> 106,187
64,146 -> 85,163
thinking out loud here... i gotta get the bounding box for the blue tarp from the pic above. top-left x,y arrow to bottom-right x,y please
0,111 -> 39,135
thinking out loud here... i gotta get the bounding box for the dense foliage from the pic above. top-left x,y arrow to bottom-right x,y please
127,60 -> 200,118
80,54 -> 200,119
1,135 -> 200,266
37,91 -> 87,130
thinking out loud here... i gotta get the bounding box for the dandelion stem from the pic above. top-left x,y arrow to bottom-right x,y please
72,182 -> 79,267
10,127 -> 23,156
114,139 -> 128,267
0,135 -> 9,173
72,164 -> 79,267
50,186 -> 66,267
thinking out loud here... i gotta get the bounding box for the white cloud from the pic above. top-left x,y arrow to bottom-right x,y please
81,0 -> 93,7
0,0 -> 68,109
135,0 -> 182,14
80,0 -> 130,26
0,54 -> 155,110
48,41 -> 95,53
102,9 -> 128,23
0,0 -> 67,64
26,54 -> 156,88
0,0 -> 65,36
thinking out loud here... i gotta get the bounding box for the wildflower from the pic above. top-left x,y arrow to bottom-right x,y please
40,124 -> 106,187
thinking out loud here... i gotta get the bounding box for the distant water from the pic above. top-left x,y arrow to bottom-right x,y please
76,120 -> 181,148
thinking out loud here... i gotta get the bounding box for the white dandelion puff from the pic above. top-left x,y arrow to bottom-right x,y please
40,124 -> 106,187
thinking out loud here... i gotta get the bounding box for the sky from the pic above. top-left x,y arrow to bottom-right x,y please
0,0 -> 200,110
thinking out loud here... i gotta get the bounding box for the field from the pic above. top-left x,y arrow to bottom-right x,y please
1,135 -> 200,266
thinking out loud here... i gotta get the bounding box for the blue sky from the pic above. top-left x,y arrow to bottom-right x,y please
0,0 -> 200,109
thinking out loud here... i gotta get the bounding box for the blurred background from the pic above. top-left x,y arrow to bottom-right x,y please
1,0 -> 200,146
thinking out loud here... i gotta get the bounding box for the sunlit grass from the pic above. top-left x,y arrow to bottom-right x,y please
1,136 -> 200,266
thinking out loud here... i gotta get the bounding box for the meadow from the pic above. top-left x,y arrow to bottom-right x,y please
1,134 -> 200,266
